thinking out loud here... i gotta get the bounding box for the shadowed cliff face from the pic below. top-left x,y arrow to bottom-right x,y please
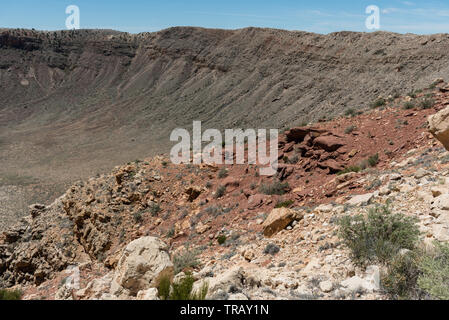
1,26 -> 449,226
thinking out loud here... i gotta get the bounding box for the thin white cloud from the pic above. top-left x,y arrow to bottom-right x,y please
382,8 -> 400,14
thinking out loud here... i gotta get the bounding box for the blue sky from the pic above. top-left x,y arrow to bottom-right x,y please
1,0 -> 449,34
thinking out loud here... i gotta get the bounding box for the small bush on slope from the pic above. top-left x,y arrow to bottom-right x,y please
275,199 -> 294,208
338,205 -> 449,299
259,180 -> 289,195
382,250 -> 425,299
173,249 -> 200,274
338,205 -> 419,267
0,289 -> 22,300
158,273 -> 208,300
214,185 -> 226,199
417,242 -> 449,300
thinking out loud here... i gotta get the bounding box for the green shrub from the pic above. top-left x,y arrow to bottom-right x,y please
403,101 -> 415,110
218,167 -> 228,179
419,98 -> 434,110
360,153 -> 380,170
166,227 -> 175,238
171,277 -> 194,300
264,243 -> 280,255
345,125 -> 357,134
214,185 -> 226,199
133,211 -> 143,224
217,235 -> 227,245
275,199 -> 294,208
259,180 -> 289,195
158,275 -> 172,300
367,153 -> 379,167
408,91 -> 417,99
158,273 -> 208,300
337,166 -> 361,175
170,273 -> 196,300
0,289 -> 22,300
338,205 -> 419,267
371,98 -> 386,109
382,251 -> 424,299
173,249 -> 200,274
345,108 -> 357,117
417,242 -> 449,300
149,202 -> 162,216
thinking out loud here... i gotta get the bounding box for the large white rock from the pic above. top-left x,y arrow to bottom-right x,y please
137,288 -> 160,300
346,193 -> 374,206
319,280 -> 333,293
340,265 -> 380,293
429,106 -> 449,150
340,276 -> 367,293
364,265 -> 381,292
432,194 -> 449,211
113,237 -> 174,295
76,272 -> 114,300
193,266 -> 245,298
228,293 -> 249,300
262,208 -> 303,237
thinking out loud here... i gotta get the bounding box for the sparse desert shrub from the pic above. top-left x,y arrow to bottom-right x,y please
344,125 -> 357,134
166,227 -> 175,238
367,153 -> 379,167
403,101 -> 415,110
170,273 -> 196,300
149,202 -> 162,216
259,180 -> 289,195
133,211 -> 143,224
264,243 -> 280,255
379,241 -> 449,300
371,98 -> 386,109
158,273 -> 208,300
338,154 -> 379,175
0,289 -> 22,300
359,153 -> 379,170
365,179 -> 382,191
338,205 -> 419,267
337,165 -> 361,175
218,167 -> 228,179
217,235 -> 227,245
382,250 -> 424,299
419,98 -> 434,110
408,91 -> 417,99
275,199 -> 294,208
345,108 -> 357,117
173,249 -> 200,274
214,185 -> 226,199
158,275 -> 172,300
417,242 -> 449,300
203,205 -> 225,217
